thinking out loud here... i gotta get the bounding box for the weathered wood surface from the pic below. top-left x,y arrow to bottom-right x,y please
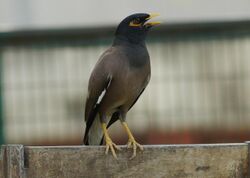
1,143 -> 250,178
0,145 -> 25,178
246,141 -> 250,178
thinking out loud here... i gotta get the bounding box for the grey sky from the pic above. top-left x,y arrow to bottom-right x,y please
1,0 -> 250,31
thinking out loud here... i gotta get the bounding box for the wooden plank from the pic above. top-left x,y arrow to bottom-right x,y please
246,141 -> 250,178
0,145 -> 6,178
0,145 -> 25,178
24,143 -> 248,178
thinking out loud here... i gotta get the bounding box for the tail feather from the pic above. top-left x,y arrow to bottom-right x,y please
86,115 -> 104,145
83,104 -> 103,145
83,106 -> 120,145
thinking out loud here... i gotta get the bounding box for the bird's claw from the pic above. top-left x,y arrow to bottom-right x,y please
127,139 -> 143,159
105,137 -> 121,159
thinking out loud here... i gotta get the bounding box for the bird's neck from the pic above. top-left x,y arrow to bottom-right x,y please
113,35 -> 146,46
113,36 -> 150,68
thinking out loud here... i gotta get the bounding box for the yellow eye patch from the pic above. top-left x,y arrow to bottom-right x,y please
129,20 -> 141,27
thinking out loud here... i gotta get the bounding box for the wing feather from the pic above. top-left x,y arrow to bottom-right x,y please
83,48 -> 114,144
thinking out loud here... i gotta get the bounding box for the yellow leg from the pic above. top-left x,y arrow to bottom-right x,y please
101,123 -> 121,159
121,122 -> 143,159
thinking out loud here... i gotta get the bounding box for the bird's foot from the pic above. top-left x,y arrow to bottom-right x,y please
102,122 -> 121,159
105,136 -> 121,159
127,138 -> 143,159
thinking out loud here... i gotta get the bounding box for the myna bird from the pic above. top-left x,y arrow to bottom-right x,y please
83,13 -> 160,159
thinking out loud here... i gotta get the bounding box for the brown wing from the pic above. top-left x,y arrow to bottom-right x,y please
84,48 -> 114,122
83,48 -> 115,144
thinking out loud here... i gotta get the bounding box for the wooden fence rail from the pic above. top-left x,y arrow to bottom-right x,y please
1,142 -> 250,178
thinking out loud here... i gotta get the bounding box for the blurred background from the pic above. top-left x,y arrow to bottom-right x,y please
1,0 -> 250,145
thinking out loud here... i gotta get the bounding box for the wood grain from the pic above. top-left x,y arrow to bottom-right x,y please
0,145 -> 25,178
1,143 -> 250,178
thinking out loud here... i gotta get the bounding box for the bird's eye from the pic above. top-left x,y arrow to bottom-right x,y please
129,18 -> 142,27
133,18 -> 140,24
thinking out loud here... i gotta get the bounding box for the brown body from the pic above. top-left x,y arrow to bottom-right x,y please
86,45 -> 150,118
83,13 -> 158,149
84,45 -> 150,144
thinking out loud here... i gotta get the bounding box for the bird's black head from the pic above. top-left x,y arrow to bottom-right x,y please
114,13 -> 160,44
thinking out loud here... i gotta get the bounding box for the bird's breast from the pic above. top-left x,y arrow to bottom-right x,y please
121,45 -> 150,68
98,45 -> 151,113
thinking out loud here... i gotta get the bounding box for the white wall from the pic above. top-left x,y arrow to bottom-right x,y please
1,0 -> 250,31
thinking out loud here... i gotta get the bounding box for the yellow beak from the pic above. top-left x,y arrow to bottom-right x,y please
145,13 -> 161,26
146,13 -> 160,20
